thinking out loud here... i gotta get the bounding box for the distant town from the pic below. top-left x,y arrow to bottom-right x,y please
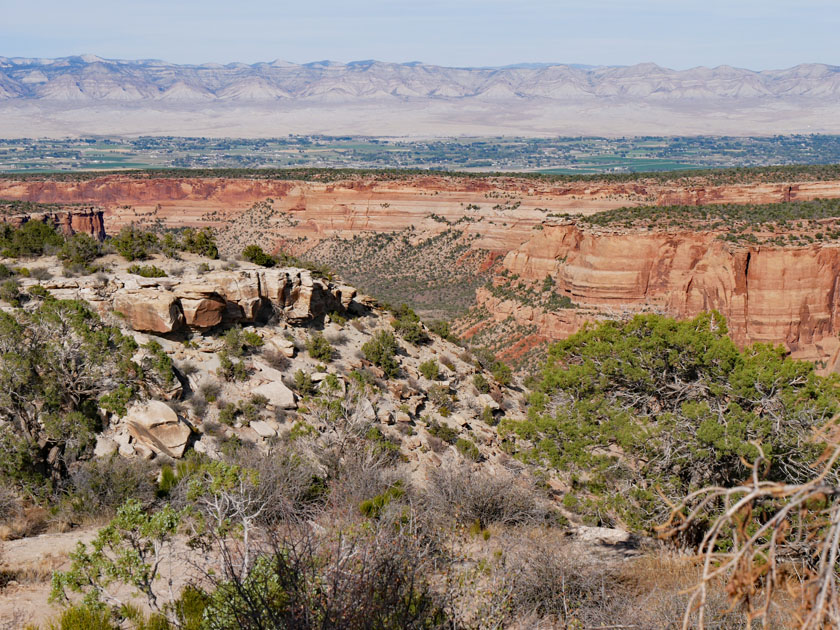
2,134 -> 840,173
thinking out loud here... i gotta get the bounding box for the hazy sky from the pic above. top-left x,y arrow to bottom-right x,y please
3,0 -> 838,69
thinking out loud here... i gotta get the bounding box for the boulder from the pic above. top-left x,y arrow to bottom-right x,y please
125,400 -> 192,458
114,289 -> 183,334
251,361 -> 297,409
334,285 -> 357,309
212,272 -> 263,321
359,398 -> 376,422
94,436 -> 118,458
477,394 -> 501,411
267,335 -> 295,358
250,420 -> 278,439
180,296 -> 226,329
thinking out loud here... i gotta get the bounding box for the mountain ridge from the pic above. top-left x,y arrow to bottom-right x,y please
1,56 -> 839,102
2,56 -> 839,137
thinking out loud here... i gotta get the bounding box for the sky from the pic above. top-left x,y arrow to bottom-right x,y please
2,0 -> 838,70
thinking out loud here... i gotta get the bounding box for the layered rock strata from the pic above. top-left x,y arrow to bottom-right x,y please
488,223 -> 840,371
2,175 -> 840,254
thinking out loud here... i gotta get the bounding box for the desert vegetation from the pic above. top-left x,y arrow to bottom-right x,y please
579,197 -> 840,246
4,176 -> 840,628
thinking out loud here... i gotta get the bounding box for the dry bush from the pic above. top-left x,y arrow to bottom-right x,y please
64,456 -> 158,521
326,331 -> 348,346
611,555 -> 791,630
0,609 -> 27,630
323,447 -> 406,523
0,486 -> 20,525
422,461 -> 547,528
660,442 -> 840,630
452,534 -> 775,630
226,447 -> 325,525
29,266 -> 52,281
350,318 -> 367,333
426,434 -> 448,454
498,536 -> 618,627
194,514 -> 448,630
262,349 -> 291,371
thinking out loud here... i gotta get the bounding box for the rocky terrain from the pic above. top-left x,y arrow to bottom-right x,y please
1,57 -> 839,136
5,252 -> 515,469
6,171 -> 840,374
2,175 -> 840,627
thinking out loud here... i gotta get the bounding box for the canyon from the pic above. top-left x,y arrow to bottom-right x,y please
4,172 -> 840,371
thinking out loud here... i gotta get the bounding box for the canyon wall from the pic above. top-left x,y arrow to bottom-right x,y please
498,223 -> 840,371
4,174 -> 840,369
1,175 -> 840,254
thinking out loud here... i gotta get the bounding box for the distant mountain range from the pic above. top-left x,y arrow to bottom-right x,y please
1,56 -> 838,137
2,56 -> 839,101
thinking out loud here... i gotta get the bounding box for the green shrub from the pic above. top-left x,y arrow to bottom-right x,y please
456,438 -> 481,461
359,481 -> 406,519
217,350 -> 248,381
242,244 -> 276,267
0,220 -> 63,258
503,311 -> 840,532
428,320 -> 456,341
293,369 -> 314,395
362,330 -> 400,378
427,419 -> 458,444
111,225 -> 158,261
0,278 -> 21,306
473,373 -> 490,393
179,227 -> 219,259
144,340 -> 175,387
391,304 -> 428,344
491,361 -> 512,386
59,233 -> 102,265
419,359 -> 439,380
44,603 -> 117,630
127,264 -> 167,278
223,327 -> 263,357
306,333 -> 333,362
28,284 -> 50,299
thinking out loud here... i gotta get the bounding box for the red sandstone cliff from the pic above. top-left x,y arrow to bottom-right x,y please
494,223 -> 840,371
1,175 -> 839,253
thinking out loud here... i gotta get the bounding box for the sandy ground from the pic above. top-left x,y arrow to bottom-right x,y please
0,528 -> 99,627
0,98 -> 838,138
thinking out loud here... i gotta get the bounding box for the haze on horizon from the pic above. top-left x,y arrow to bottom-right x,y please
3,0 -> 839,71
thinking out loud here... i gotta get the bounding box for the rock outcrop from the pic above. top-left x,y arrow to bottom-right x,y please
0,207 -> 106,240
111,267 -> 352,334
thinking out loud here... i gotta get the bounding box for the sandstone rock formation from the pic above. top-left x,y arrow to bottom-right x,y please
0,208 -> 106,240
125,400 -> 191,458
484,222 -> 840,372
114,289 -> 184,334
112,267 -> 350,334
3,175 -> 839,256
